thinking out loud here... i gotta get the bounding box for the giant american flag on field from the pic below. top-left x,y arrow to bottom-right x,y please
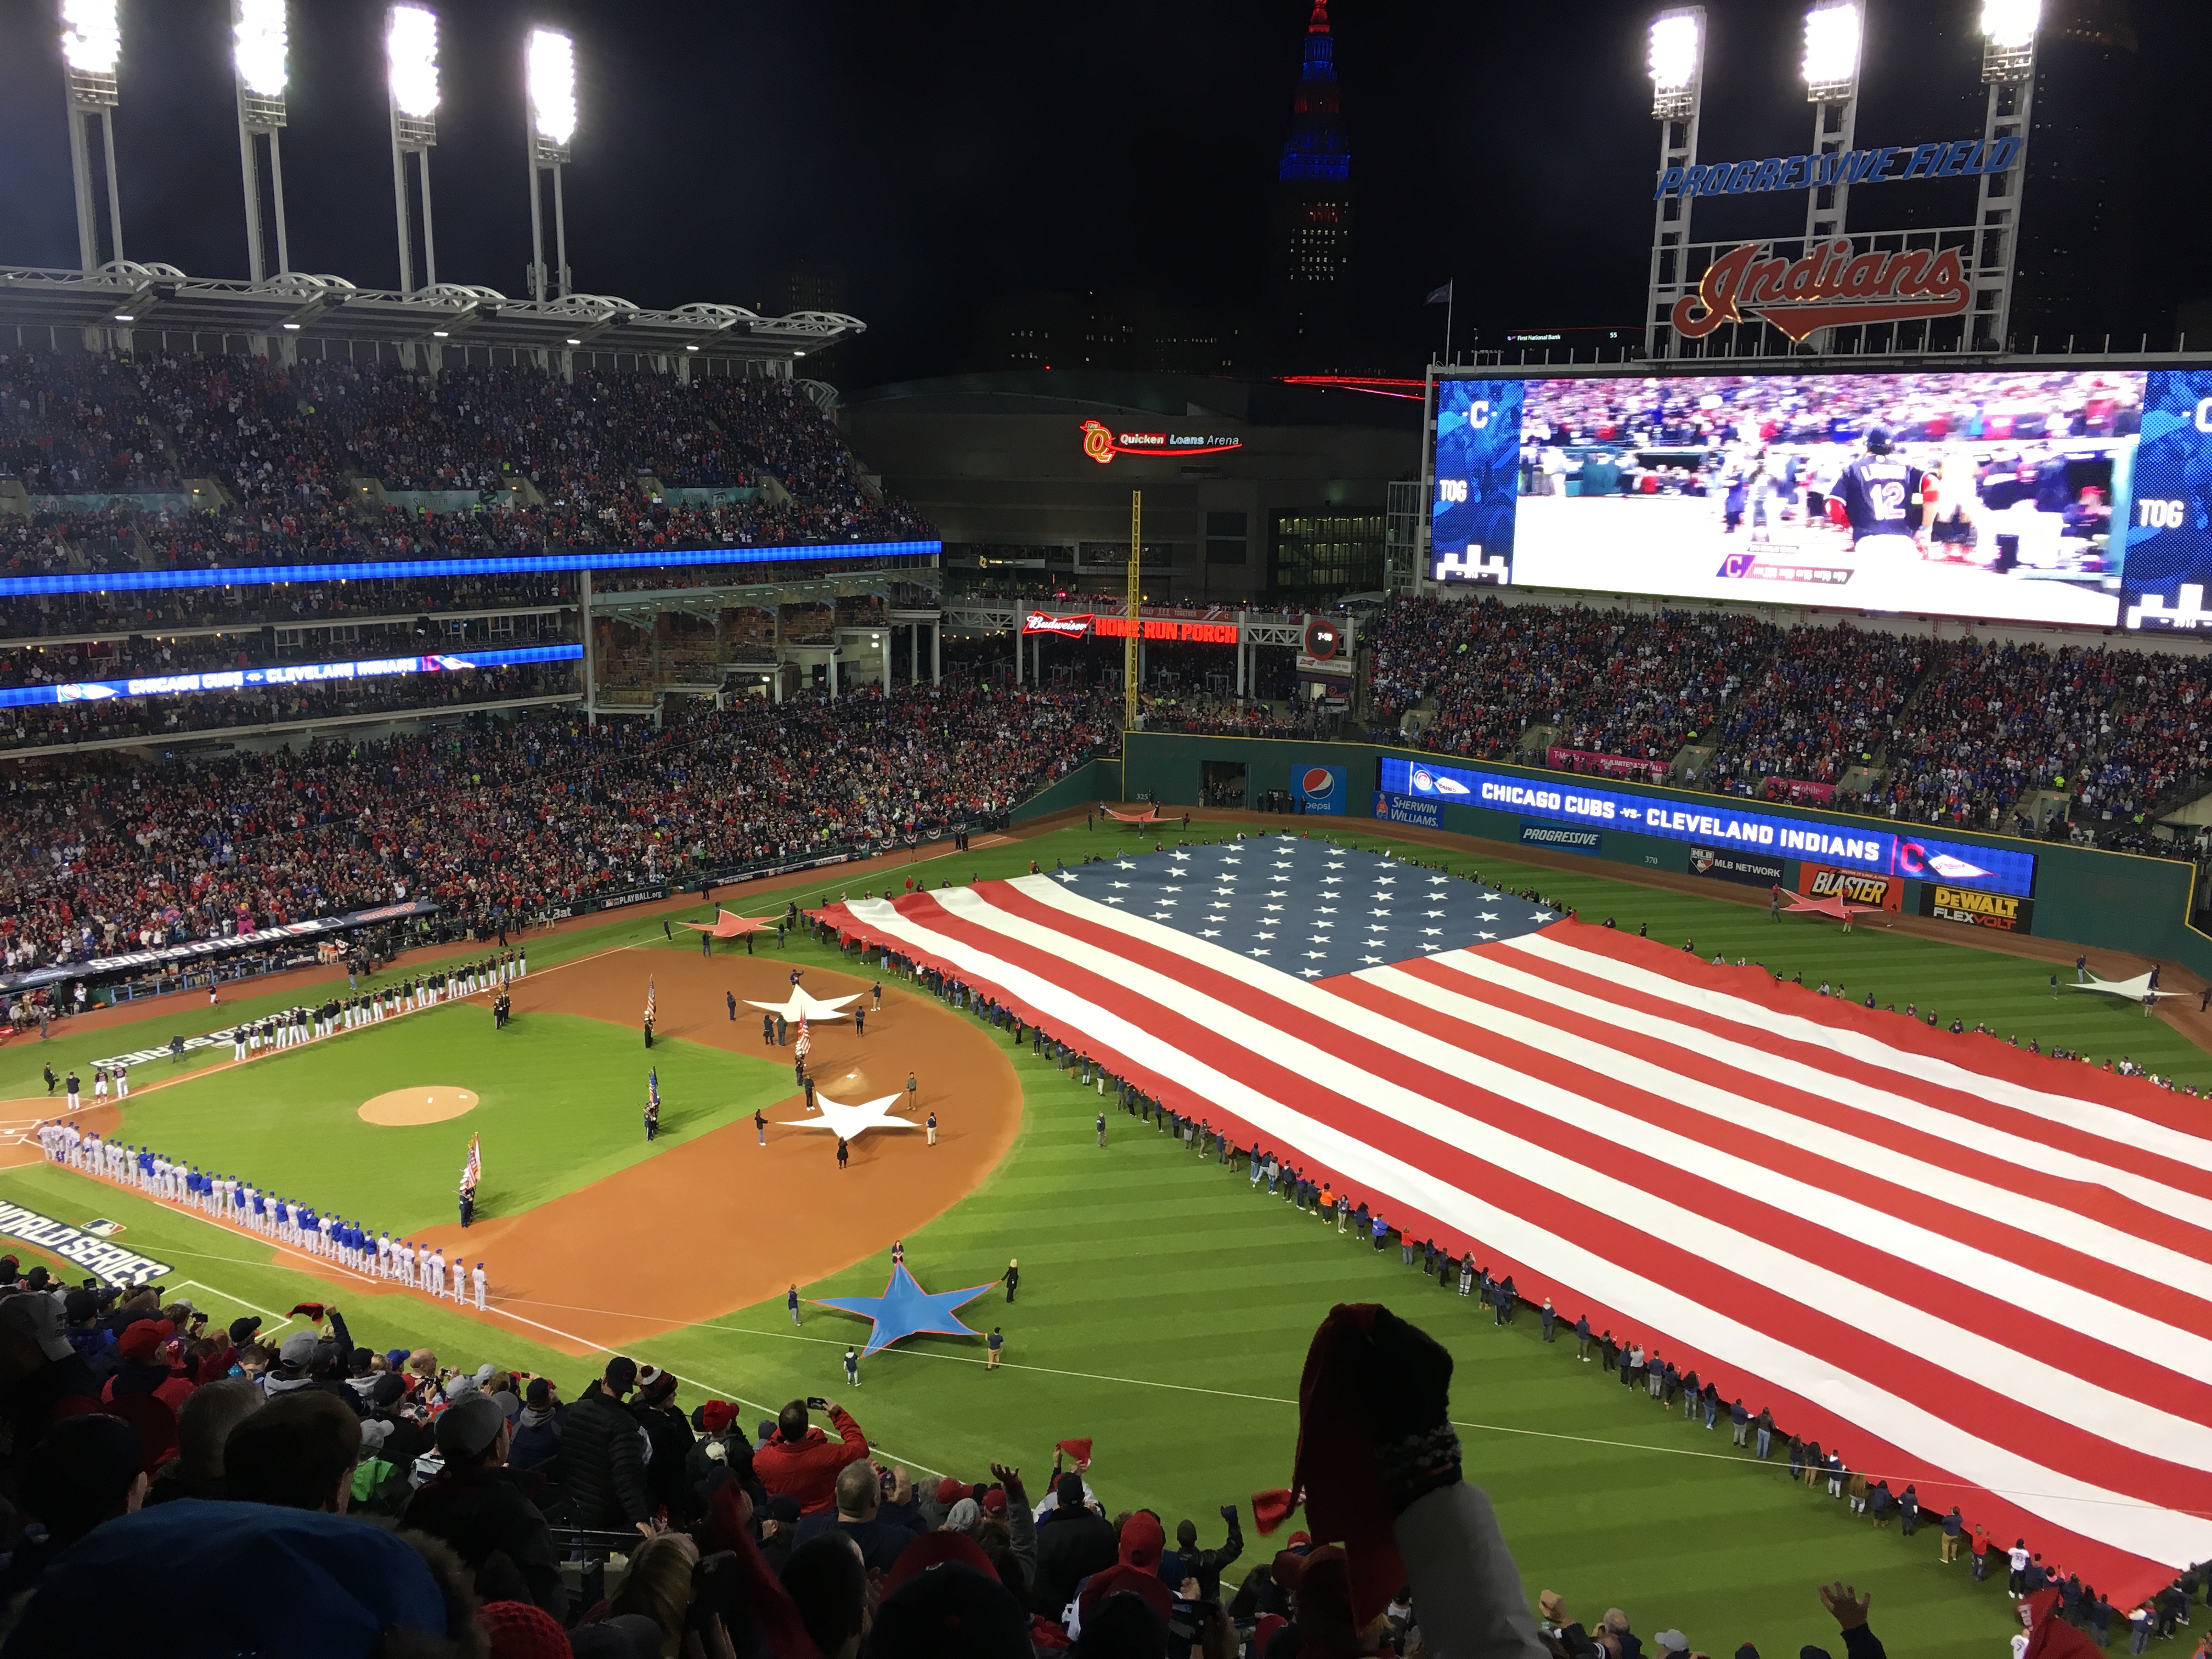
819,832 -> 2212,1602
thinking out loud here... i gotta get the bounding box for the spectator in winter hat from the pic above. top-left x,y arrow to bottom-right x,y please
403,1392 -> 564,1619
3,1500 -> 460,1659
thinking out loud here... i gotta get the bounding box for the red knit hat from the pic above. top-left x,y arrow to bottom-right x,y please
1116,1512 -> 1164,1569
477,1600 -> 570,1659
117,1318 -> 173,1364
699,1400 -> 736,1435
1262,1305 -> 1411,1629
885,1529 -> 995,1597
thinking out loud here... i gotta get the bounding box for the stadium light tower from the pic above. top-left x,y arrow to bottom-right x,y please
1970,0 -> 2039,348
1642,7 -> 1705,360
524,27 -> 575,303
1800,1 -> 1862,243
233,0 -> 290,282
59,0 -> 125,273
386,3 -> 440,294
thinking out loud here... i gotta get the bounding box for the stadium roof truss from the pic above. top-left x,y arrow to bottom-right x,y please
0,262 -> 864,364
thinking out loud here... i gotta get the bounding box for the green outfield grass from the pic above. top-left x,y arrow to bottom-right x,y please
3,812 -> 2186,1659
96,1006 -> 789,1229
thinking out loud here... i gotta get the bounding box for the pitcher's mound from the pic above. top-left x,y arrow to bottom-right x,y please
359,1087 -> 478,1126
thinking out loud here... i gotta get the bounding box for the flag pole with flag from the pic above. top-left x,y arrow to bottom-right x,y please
1426,279 -> 1454,363
461,1134 -> 481,1194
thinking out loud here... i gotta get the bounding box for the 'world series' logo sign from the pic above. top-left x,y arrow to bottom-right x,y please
1672,238 -> 1970,343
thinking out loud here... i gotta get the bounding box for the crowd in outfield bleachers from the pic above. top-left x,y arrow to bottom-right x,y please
0,352 -> 925,580
0,681 -> 1120,985
1368,596 -> 2212,845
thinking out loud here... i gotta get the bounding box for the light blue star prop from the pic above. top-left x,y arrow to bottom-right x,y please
814,1263 -> 1000,1357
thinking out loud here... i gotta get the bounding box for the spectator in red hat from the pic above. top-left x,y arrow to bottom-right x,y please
101,1318 -> 188,1409
757,1395 -> 870,1516
476,1599 -> 571,1659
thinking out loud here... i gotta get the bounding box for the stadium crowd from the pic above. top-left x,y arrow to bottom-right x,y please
0,350 -> 927,580
1369,596 -> 2212,842
1,1183 -> 2126,1659
0,681 -> 1118,983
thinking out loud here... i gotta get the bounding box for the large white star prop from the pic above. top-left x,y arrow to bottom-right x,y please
746,985 -> 864,1022
780,1091 -> 916,1138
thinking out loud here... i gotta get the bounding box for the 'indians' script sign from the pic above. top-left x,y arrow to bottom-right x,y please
1672,238 -> 1970,343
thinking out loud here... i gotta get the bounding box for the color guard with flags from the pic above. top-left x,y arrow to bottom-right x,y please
645,1068 -> 661,1142
458,1135 -> 481,1227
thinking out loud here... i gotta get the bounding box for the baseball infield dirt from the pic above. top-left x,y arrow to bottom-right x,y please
359,1087 -> 479,1127
410,946 -> 1023,1353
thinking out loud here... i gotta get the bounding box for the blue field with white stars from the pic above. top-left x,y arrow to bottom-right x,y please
1047,833 -> 1560,979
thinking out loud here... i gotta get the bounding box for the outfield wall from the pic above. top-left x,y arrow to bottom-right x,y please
1120,732 -> 2212,977
1011,757 -> 1122,824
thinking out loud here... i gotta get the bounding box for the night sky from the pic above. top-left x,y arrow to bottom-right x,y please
0,1 -> 2202,383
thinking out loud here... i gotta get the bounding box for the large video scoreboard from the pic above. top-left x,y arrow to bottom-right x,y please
1430,365 -> 2212,632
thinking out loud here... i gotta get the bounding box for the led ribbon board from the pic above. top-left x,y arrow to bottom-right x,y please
0,644 -> 582,709
1378,755 -> 2036,899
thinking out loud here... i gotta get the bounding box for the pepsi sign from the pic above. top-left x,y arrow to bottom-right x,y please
1294,763 -> 1346,816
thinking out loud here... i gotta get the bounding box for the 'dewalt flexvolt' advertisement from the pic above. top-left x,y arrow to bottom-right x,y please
1799,863 -> 1903,912
1919,882 -> 2034,932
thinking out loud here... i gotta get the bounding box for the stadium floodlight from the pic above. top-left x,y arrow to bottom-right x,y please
233,0 -> 291,283
387,4 -> 439,294
1647,9 -> 1702,117
387,4 -> 440,122
528,29 -> 576,149
58,0 -> 123,274
1801,1 -> 1861,101
1981,0 -> 2038,78
59,0 -> 120,76
1981,0 -> 2039,47
525,26 -> 575,302
233,0 -> 286,98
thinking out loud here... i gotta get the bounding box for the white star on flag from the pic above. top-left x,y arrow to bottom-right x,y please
780,1091 -> 915,1138
746,985 -> 863,1022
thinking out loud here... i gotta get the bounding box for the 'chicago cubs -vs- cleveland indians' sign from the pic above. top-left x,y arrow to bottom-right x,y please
1672,238 -> 1969,343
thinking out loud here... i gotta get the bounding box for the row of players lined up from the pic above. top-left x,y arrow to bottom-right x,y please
219,947 -> 529,1056
30,946 -> 528,1108
35,1119 -> 492,1310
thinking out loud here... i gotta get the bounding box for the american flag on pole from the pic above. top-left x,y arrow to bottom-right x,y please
461,1135 -> 481,1192
645,977 -> 657,1025
794,1018 -> 812,1060
818,835 -> 2212,1601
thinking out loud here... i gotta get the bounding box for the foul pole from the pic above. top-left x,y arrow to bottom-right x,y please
1124,490 -> 1141,799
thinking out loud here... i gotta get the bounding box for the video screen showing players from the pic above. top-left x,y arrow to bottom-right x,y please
1431,369 -> 2143,628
